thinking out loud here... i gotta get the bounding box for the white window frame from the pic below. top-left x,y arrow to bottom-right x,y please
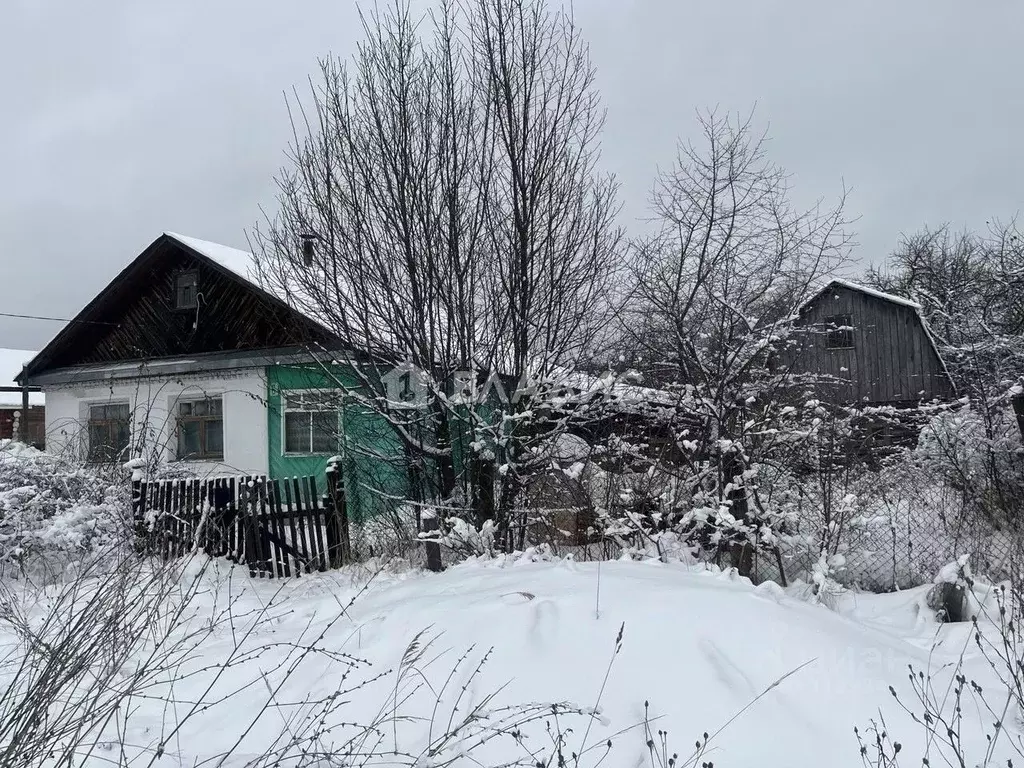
281,389 -> 342,456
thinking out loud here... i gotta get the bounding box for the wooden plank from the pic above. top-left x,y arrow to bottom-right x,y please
258,478 -> 277,578
153,480 -> 163,561
179,479 -> 189,557
858,291 -> 875,403
301,479 -> 321,573
884,303 -> 900,402
171,480 -> 182,558
189,479 -> 200,555
283,480 -> 301,577
218,478 -> 229,559
308,475 -> 328,572
134,480 -> 148,552
894,303 -> 908,401
248,477 -> 264,576
268,480 -> 291,577
193,478 -> 207,554
228,477 -> 239,562
248,477 -> 268,578
159,480 -> 171,561
152,481 -> 162,559
175,480 -> 186,558
238,479 -> 254,576
274,480 -> 292,577
291,477 -> 312,573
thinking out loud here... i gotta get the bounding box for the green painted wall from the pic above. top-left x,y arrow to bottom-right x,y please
266,363 -> 409,522
265,363 -> 505,522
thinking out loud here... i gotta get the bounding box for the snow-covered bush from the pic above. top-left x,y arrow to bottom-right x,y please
0,443 -> 130,576
916,404 -> 1024,528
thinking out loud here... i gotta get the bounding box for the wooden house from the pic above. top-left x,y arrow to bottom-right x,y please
791,279 -> 955,407
17,232 -> 404,520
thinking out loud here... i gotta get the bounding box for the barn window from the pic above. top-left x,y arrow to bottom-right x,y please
87,403 -> 131,463
283,391 -> 341,455
177,397 -> 223,460
174,270 -> 199,310
825,314 -> 854,349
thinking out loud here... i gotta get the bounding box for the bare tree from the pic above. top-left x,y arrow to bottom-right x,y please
868,221 -> 1024,526
613,110 -> 853,573
868,221 -> 1024,400
252,0 -> 621,546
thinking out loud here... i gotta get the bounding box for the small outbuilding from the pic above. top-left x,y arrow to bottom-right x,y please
0,348 -> 44,448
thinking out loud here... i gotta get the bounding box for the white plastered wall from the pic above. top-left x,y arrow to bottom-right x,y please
43,368 -> 269,477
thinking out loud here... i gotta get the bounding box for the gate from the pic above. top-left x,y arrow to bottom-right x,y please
132,467 -> 351,577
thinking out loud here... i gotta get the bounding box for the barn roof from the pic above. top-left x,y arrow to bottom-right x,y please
799,278 -> 922,313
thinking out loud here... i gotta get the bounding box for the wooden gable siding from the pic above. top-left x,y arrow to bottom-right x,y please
36,238 -> 328,372
793,286 -> 953,405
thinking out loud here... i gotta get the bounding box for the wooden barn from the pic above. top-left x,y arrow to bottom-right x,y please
791,279 -> 955,407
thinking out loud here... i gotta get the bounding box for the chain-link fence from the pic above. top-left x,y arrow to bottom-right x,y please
342,450 -> 1021,593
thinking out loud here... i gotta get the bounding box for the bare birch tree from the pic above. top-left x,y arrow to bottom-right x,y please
252,0 -> 620,544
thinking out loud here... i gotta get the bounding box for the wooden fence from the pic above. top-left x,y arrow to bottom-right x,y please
132,467 -> 351,577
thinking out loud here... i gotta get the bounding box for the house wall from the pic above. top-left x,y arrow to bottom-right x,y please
792,286 -> 954,404
43,368 -> 269,476
267,364 -> 409,521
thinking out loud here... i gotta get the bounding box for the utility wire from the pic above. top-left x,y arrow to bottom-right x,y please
0,311 -> 118,327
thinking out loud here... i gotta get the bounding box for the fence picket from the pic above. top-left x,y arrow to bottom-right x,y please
268,480 -> 291,577
258,478 -> 277,578
290,477 -> 311,573
131,472 -> 345,579
228,477 -> 239,562
307,475 -> 328,572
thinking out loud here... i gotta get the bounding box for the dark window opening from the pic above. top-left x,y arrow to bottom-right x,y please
174,270 -> 199,310
177,398 -> 223,460
88,403 -> 130,463
825,314 -> 854,349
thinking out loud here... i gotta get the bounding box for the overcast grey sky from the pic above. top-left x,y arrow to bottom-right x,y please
2,0 -> 1022,350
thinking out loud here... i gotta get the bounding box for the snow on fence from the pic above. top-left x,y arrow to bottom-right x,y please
131,469 -> 351,578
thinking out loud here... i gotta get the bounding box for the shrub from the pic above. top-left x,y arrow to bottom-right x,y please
0,443 -> 130,577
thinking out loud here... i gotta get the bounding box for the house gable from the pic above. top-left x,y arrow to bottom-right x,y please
793,280 -> 955,405
22,234 -> 336,380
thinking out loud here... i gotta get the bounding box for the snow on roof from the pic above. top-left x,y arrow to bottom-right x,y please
164,232 -> 258,284
801,278 -> 921,312
164,232 -> 331,333
0,349 -> 43,406
168,232 -> 351,345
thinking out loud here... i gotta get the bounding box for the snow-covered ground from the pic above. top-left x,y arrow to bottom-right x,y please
4,554 -> 1014,767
